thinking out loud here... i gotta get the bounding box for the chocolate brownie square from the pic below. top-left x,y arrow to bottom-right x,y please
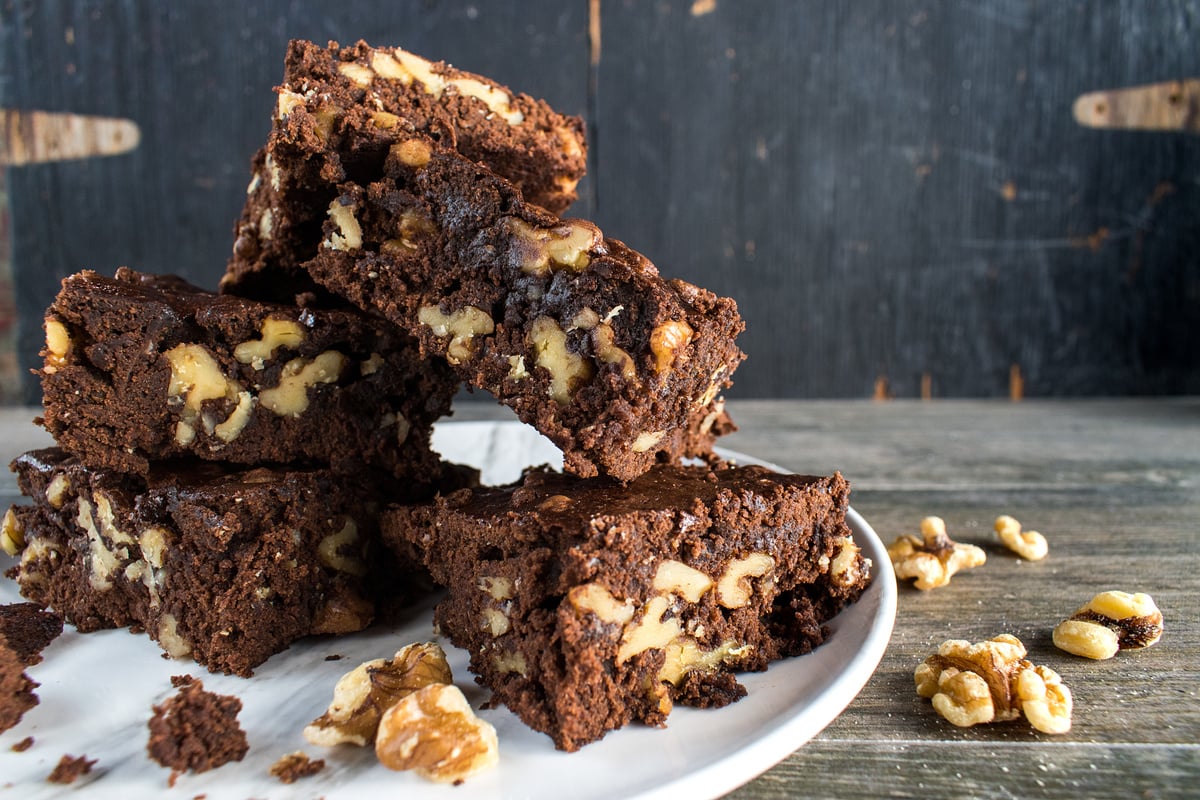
381,464 -> 870,751
3,448 -> 438,676
39,268 -> 457,478
223,39 -> 587,301
300,137 -> 745,480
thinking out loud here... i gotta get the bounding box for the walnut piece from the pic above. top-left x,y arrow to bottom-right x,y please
391,138 -> 432,168
887,516 -> 986,590
324,198 -> 363,251
716,553 -> 775,609
994,514 -> 1048,560
1053,590 -> 1164,659
233,318 -> 305,369
506,217 -> 601,276
374,683 -> 498,783
303,643 -> 453,747
1,508 -> 25,557
649,320 -> 694,374
417,305 -> 495,365
258,351 -> 347,417
528,316 -> 594,404
43,317 -> 72,373
914,634 -> 1072,734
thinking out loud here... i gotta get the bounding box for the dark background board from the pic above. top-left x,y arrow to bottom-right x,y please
1,0 -> 1198,403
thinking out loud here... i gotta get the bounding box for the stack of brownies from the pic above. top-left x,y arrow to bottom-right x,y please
2,40 -> 870,748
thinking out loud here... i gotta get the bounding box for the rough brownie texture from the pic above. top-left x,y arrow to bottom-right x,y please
0,602 -> 63,666
269,751 -> 326,783
0,603 -> 60,734
46,753 -> 97,784
302,136 -> 745,480
4,448 -> 432,677
223,38 -> 587,301
147,676 -> 249,773
0,639 -> 38,734
382,464 -> 871,751
39,268 -> 457,479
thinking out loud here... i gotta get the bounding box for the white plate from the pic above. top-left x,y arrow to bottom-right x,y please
0,421 -> 896,799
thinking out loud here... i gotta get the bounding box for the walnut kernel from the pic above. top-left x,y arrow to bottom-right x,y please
234,318 -> 305,369
259,351 -> 347,416
392,138 -> 432,168
507,217 -> 601,276
417,305 -> 495,365
716,553 -> 775,609
324,198 -> 363,251
994,514 -> 1048,561
649,320 -> 694,374
304,643 -> 453,747
1,508 -> 25,556
888,516 -> 986,590
1053,590 -> 1164,658
374,683 -> 499,783
528,316 -> 594,404
915,634 -> 1072,734
1016,665 -> 1073,734
44,317 -> 72,372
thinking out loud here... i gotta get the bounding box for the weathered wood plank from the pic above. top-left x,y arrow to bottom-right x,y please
728,741 -> 1200,800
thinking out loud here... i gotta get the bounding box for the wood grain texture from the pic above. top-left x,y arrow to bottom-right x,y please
2,1 -> 1199,403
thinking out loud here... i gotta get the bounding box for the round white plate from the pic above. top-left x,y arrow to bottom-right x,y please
0,420 -> 896,799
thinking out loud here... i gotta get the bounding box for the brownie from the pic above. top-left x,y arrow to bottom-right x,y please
147,676 -> 248,773
223,39 -> 588,301
297,137 -> 744,480
0,602 -> 63,666
39,268 -> 457,478
46,753 -> 97,784
382,464 -> 871,751
3,447 -> 434,677
0,639 -> 38,734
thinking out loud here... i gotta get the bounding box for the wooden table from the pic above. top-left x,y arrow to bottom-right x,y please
1,399 -> 1197,798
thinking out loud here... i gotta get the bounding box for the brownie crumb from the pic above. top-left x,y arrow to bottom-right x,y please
0,603 -> 64,666
46,753 -> 96,784
323,654 -> 343,662
171,674 -> 197,688
269,751 -> 326,783
147,678 -> 249,773
12,735 -> 34,752
0,641 -> 39,733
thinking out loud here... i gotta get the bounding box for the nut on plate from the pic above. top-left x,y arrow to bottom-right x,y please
914,634 -> 1072,734
888,516 -> 986,590
375,683 -> 499,783
304,642 -> 452,746
1053,590 -> 1163,660
994,514 -> 1048,560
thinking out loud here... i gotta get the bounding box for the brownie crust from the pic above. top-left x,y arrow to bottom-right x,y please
40,268 -> 457,478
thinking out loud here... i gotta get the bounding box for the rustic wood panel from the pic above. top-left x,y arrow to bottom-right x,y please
594,0 -> 1200,399
2,1 -> 1200,403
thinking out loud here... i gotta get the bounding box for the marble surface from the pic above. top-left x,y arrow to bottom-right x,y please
0,418 -> 892,799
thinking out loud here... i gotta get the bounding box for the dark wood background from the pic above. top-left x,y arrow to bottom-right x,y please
2,0 -> 1198,403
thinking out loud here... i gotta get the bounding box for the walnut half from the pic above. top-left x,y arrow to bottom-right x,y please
914,634 -> 1072,734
